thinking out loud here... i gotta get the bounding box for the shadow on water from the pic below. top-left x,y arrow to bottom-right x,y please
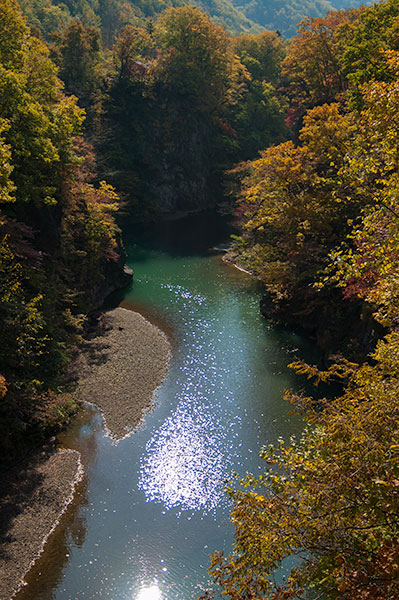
122,211 -> 235,258
15,406 -> 100,600
16,475 -> 88,600
105,210 -> 236,342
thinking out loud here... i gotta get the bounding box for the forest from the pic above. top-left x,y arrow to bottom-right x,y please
17,0 -> 367,41
1,0 -> 399,597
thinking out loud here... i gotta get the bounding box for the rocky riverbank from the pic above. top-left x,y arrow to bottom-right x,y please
0,448 -> 83,600
0,306 -> 171,598
72,306 -> 171,440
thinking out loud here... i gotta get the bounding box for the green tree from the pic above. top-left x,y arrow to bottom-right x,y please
53,19 -> 102,102
341,0 -> 399,108
153,6 -> 235,113
18,0 -> 71,39
233,30 -> 285,84
230,30 -> 288,159
0,0 -> 125,464
113,25 -> 155,80
0,121 -> 15,203
0,0 -> 26,68
0,2 -> 84,206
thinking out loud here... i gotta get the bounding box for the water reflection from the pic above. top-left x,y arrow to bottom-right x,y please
161,283 -> 206,306
136,583 -> 162,599
138,283 -> 239,512
15,473 -> 88,600
139,401 -> 225,511
15,406 -> 98,600
15,216 -> 312,600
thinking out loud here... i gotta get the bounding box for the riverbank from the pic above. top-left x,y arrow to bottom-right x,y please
222,250 -> 255,276
72,306 -> 171,440
0,448 -> 83,600
0,306 -> 171,599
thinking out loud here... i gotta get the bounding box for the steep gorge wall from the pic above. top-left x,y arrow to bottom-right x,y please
102,96 -> 219,220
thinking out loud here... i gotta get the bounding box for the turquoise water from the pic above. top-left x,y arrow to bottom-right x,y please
18,215 -> 315,600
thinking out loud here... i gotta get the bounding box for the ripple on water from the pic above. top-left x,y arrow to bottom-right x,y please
13,229 -> 311,600
138,399 -> 227,512
138,284 -> 239,514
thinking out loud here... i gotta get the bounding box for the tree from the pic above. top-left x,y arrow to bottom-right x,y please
0,2 -> 84,207
113,25 -> 155,80
325,52 -> 399,328
281,10 -> 360,130
231,103 -> 357,304
0,0 -> 124,464
0,0 -> 26,69
341,0 -> 399,108
203,336 -> 399,599
204,37 -> 399,600
230,31 -> 288,160
233,31 -> 285,84
53,19 -> 101,101
0,121 -> 15,204
153,6 -> 235,113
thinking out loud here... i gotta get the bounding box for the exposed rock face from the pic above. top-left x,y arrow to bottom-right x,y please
84,235 -> 133,311
14,193 -> 133,312
102,96 -> 219,220
147,108 -> 215,216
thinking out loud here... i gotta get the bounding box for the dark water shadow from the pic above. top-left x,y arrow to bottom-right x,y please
14,405 -> 100,600
14,474 -> 89,600
122,211 -> 235,259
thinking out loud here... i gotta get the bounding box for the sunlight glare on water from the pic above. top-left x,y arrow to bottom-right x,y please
138,402 -> 226,511
136,583 -> 162,600
138,282 -> 239,512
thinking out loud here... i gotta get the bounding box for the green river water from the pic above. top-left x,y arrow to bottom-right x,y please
17,214 -> 316,600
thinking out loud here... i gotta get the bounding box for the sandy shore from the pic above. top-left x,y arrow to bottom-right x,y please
0,448 -> 83,600
73,306 -> 171,440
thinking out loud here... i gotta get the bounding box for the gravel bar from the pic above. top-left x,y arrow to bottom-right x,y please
0,449 -> 83,600
73,306 -> 171,440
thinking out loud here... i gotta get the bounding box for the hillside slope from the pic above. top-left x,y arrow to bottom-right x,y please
19,0 -> 371,41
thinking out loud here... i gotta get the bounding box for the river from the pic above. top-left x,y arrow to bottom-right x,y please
17,213 -> 316,600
